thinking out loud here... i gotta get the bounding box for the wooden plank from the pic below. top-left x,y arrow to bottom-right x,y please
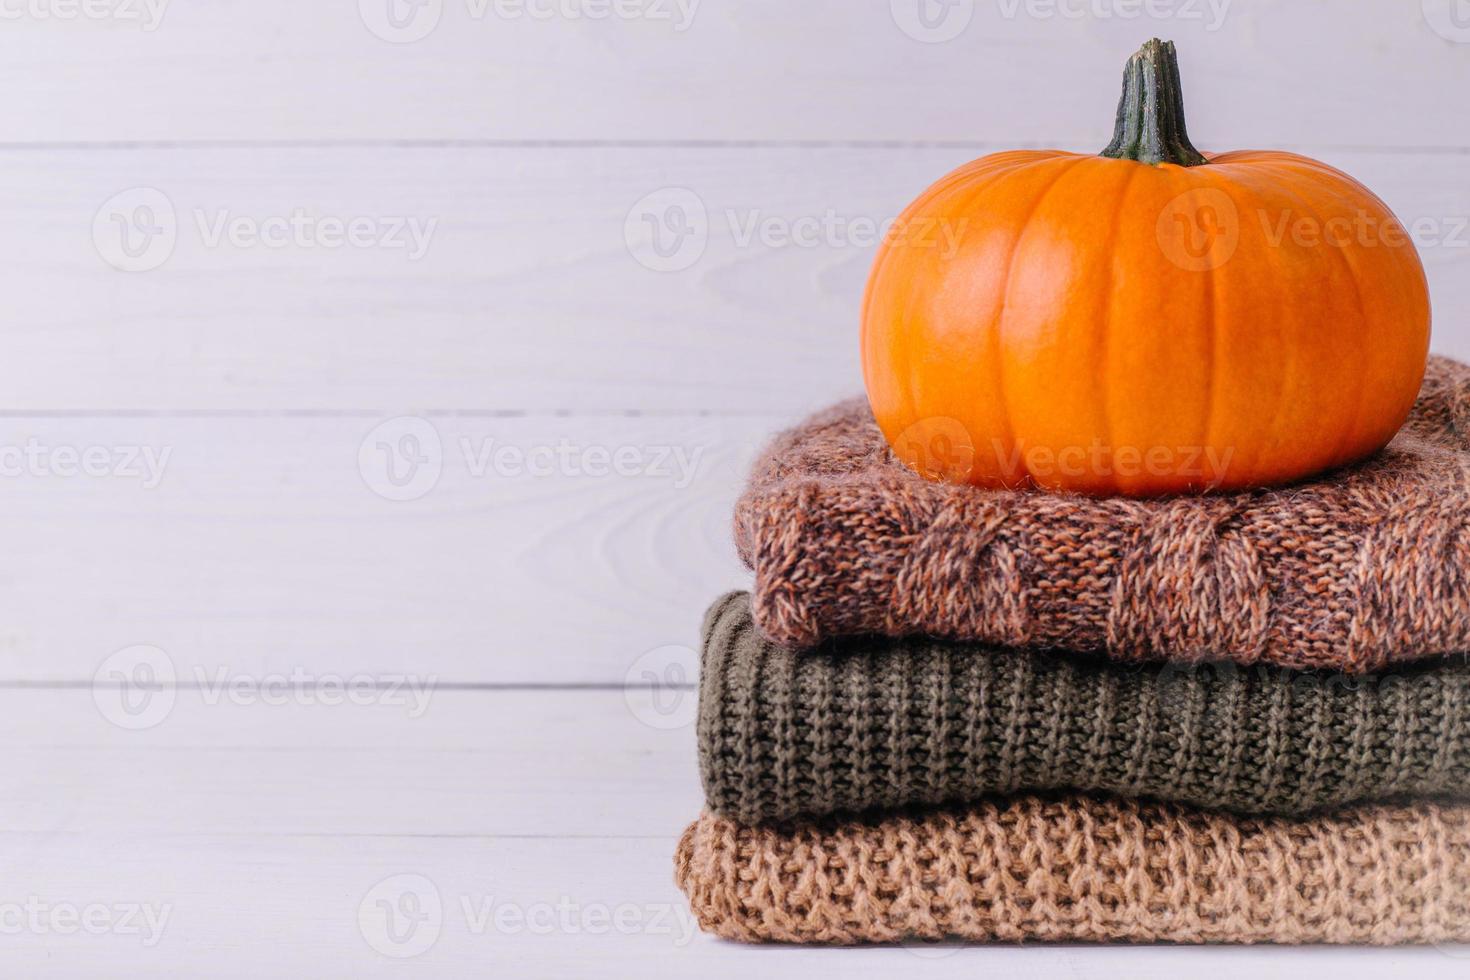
0,414 -> 761,682
0,1 -> 1466,147
0,689 -> 702,837
2,145 -> 1468,413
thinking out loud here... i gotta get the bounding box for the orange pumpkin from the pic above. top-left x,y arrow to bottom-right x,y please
862,39 -> 1430,496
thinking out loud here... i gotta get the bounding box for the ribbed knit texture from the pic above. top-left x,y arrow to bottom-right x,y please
675,794 -> 1470,945
698,592 -> 1470,823
735,355 -> 1470,672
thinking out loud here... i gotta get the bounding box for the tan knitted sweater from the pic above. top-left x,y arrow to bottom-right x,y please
735,356 -> 1470,672
675,794 -> 1470,945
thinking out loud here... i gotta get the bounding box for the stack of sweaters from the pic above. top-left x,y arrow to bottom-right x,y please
674,355 -> 1470,945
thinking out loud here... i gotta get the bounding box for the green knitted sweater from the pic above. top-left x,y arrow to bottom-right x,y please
698,593 -> 1470,823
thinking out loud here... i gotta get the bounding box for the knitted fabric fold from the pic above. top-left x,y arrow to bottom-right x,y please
698,592 -> 1470,823
735,355 -> 1470,672
674,794 -> 1470,945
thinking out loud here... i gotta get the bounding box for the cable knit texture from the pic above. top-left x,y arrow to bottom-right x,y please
675,794 -> 1470,945
735,356 -> 1470,672
698,592 -> 1470,823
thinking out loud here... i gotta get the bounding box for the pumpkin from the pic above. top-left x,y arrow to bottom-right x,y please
861,38 -> 1430,496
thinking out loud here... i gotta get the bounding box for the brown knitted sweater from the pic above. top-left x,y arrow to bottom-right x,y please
736,356 -> 1470,672
675,794 -> 1470,945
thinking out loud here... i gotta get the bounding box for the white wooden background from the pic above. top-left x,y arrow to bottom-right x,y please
2,1 -> 1469,974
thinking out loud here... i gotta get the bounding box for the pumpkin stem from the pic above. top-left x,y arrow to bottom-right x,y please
1100,38 -> 1208,167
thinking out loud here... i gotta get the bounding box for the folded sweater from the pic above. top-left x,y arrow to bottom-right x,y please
735,355 -> 1470,672
698,592 -> 1470,823
675,794 -> 1470,945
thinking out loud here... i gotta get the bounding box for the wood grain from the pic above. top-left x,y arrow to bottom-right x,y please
2,145 -> 1467,413
0,0 -> 1466,146
0,414 -> 762,682
0,688 -> 702,837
